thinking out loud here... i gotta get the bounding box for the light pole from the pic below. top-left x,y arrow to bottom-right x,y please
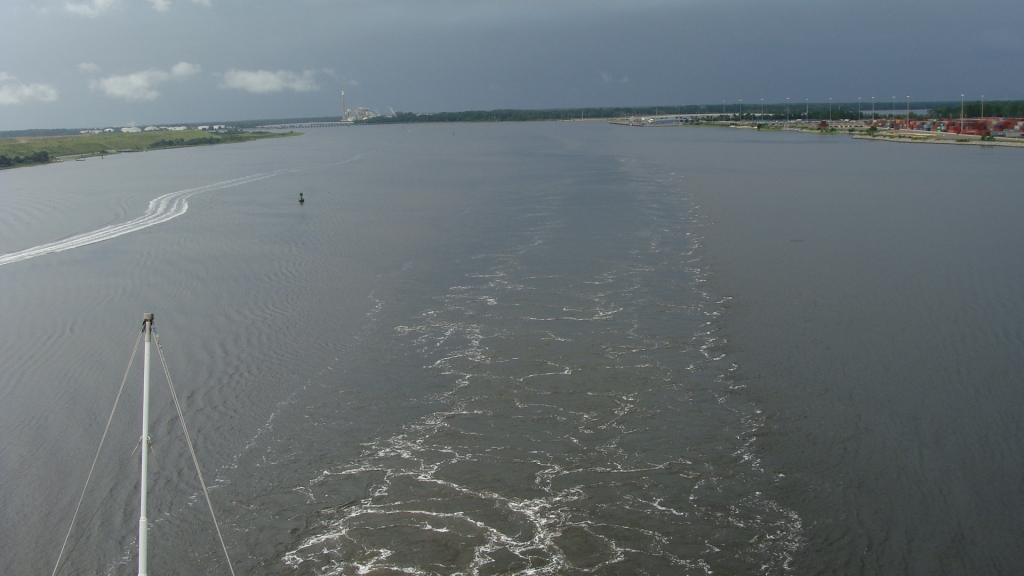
858,97 -> 861,120
786,97 -> 790,124
872,96 -> 875,121
961,93 -> 965,134
981,95 -> 985,118
829,97 -> 832,122
761,97 -> 764,120
805,98 -> 808,122
739,99 -> 742,121
906,96 -> 910,125
722,100 -> 726,116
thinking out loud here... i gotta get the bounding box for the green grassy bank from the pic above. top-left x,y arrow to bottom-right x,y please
0,130 -> 299,169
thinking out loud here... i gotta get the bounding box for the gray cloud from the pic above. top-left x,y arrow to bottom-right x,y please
93,70 -> 169,101
65,0 -> 118,17
92,62 -> 199,101
3,0 -> 1024,130
221,69 -> 319,94
171,62 -> 201,77
0,73 -> 59,105
64,0 -> 208,16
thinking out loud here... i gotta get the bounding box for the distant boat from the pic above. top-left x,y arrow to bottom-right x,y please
299,192 -> 305,204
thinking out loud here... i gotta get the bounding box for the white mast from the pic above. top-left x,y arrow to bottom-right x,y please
139,313 -> 153,576
53,313 -> 237,576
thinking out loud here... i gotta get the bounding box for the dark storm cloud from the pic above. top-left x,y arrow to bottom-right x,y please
1,0 -> 1022,129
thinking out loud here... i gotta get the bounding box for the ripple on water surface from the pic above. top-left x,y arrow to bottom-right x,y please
277,174 -> 801,575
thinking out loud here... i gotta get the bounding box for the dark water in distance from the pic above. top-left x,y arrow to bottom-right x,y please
1,124 -> 1021,575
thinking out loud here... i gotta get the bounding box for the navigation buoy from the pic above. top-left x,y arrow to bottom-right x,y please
299,193 -> 305,205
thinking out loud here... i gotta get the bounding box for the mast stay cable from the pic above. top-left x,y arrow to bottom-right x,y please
53,439 -> 143,576
52,330 -> 143,576
155,332 -> 237,576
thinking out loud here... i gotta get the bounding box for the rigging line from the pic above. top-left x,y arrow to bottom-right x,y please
52,329 -> 143,576
155,332 -> 237,576
53,439 -> 143,576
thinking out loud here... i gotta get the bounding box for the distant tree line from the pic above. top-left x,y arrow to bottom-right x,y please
0,150 -> 50,167
361,108 -> 717,124
149,137 -> 221,148
930,101 -> 1024,119
357,101 -> 1015,125
0,128 -> 81,138
363,107 -> 889,124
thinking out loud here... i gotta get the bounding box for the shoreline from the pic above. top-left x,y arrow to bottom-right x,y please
708,122 -> 1024,149
0,130 -> 301,171
606,115 -> 1024,149
851,133 -> 1024,148
736,123 -> 1024,148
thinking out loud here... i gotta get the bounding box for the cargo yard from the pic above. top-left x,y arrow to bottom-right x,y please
612,110 -> 1024,147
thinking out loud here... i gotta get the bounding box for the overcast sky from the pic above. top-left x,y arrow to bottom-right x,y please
2,0 -> 1022,130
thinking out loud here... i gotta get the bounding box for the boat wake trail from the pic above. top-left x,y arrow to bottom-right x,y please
0,171 -> 290,267
0,145 -> 376,266
0,149 -> 375,268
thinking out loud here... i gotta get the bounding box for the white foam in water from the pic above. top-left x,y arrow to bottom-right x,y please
0,151 -> 373,268
275,173 -> 804,574
0,170 -> 291,267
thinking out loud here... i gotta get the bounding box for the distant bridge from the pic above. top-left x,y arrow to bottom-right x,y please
256,121 -> 354,129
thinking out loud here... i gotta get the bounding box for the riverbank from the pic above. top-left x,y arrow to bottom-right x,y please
0,130 -> 300,170
733,122 -> 1024,148
757,123 -> 1024,148
607,115 -> 1024,149
852,132 -> 1024,148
